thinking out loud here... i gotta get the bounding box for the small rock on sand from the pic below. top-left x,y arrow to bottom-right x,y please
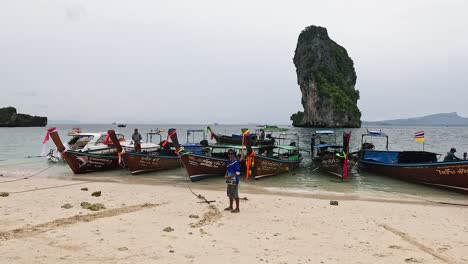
81,187 -> 88,191
61,203 -> 73,209
405,257 -> 421,263
118,247 -> 128,251
330,200 -> 339,206
81,202 -> 106,211
163,227 -> 174,232
189,214 -> 199,219
169,250 -> 175,253
91,191 -> 101,197
0,192 -> 9,197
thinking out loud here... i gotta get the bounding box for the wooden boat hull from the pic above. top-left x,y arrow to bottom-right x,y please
125,152 -> 181,174
359,160 -> 468,194
179,153 -> 227,181
63,151 -> 120,174
313,154 -> 356,178
251,155 -> 301,179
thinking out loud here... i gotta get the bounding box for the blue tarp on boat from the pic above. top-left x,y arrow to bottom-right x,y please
362,150 -> 399,164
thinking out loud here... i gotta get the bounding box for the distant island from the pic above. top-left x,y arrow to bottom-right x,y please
363,112 -> 468,126
290,25 -> 361,128
0,107 -> 47,127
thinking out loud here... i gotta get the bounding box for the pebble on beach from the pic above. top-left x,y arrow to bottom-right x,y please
330,200 -> 339,206
189,214 -> 199,219
81,187 -> 88,191
91,191 -> 101,197
0,192 -> 9,197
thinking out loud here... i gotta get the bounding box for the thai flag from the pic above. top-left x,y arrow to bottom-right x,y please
414,131 -> 425,142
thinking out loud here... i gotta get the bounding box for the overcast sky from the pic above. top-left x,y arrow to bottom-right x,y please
1,0 -> 467,124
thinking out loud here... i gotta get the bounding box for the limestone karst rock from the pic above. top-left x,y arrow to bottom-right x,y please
291,26 -> 361,128
0,107 -> 47,127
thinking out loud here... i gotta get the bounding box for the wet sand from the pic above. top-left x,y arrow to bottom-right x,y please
1,177 -> 467,264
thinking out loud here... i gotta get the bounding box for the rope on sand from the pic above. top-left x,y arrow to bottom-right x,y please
177,159 -> 215,204
0,160 -> 45,168
4,182 -> 87,194
0,163 -> 56,184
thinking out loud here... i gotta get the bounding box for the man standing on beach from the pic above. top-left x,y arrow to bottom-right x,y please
132,128 -> 142,152
225,149 -> 241,213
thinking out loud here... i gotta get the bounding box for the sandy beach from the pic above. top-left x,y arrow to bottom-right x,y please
0,176 -> 467,264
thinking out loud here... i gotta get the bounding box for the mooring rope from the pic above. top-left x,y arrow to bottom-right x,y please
0,163 -> 56,184
177,158 -> 215,204
0,160 -> 45,168
6,182 -> 86,194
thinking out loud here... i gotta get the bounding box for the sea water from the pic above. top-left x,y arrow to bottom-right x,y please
1,124 -> 468,201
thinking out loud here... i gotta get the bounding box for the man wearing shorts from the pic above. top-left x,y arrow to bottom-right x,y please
225,149 -> 241,213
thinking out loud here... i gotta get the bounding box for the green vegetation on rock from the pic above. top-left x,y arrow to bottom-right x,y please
291,26 -> 361,128
0,107 -> 47,127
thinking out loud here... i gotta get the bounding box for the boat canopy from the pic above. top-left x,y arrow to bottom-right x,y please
257,125 -> 289,132
314,143 -> 341,149
186,129 -> 206,144
187,129 -> 205,133
211,144 -> 259,150
363,130 -> 388,137
275,145 -> 300,151
361,130 -> 389,150
315,130 -> 336,135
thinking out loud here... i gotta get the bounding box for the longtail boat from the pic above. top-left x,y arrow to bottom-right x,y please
311,130 -> 356,179
168,128 -> 227,181
50,130 -> 125,174
120,129 -> 180,174
169,128 -> 256,181
244,133 -> 303,180
45,129 -> 159,162
358,130 -> 468,194
207,126 -> 274,146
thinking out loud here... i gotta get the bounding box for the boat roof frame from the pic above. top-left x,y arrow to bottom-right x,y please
361,129 -> 389,150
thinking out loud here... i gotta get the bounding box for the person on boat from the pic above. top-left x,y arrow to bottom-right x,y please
259,129 -> 265,141
265,134 -> 275,144
443,148 -> 462,162
225,149 -> 241,213
132,128 -> 142,152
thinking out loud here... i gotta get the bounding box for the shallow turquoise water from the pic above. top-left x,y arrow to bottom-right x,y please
1,124 -> 468,200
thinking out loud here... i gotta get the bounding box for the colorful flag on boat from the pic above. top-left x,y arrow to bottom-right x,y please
414,131 -> 425,143
40,127 -> 57,156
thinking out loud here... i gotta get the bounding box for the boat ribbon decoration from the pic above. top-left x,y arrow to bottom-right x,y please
240,129 -> 251,161
40,127 -> 57,156
162,129 -> 177,147
117,149 -> 126,167
207,126 -> 214,140
104,132 -> 111,145
242,130 -> 254,180
342,131 -> 352,181
245,151 -> 255,181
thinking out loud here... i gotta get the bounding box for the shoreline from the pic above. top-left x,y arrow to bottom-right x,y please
1,177 -> 467,263
1,161 -> 467,206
